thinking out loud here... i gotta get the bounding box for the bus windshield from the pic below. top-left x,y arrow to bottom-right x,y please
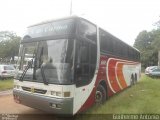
16,39 -> 74,85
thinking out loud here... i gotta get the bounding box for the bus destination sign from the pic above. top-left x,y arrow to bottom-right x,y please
27,19 -> 74,38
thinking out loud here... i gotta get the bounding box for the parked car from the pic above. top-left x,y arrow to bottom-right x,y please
148,67 -> 160,77
0,65 -> 16,79
145,66 -> 157,75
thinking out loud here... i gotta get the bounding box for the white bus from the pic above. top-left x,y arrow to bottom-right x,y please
13,16 -> 141,115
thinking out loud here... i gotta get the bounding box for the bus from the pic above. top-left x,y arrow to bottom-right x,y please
13,16 -> 141,115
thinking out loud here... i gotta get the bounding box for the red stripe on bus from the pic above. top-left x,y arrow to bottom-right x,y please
108,59 -> 121,92
116,63 -> 127,88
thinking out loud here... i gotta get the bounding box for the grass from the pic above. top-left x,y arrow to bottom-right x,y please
1,75 -> 160,118
83,75 -> 160,114
0,79 -> 13,91
74,75 -> 160,120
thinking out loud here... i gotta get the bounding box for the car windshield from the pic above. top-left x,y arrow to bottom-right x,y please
16,39 -> 74,85
152,68 -> 160,72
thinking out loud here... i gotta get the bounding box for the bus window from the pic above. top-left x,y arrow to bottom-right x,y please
80,46 -> 88,63
78,19 -> 97,43
90,43 -> 97,79
75,38 -> 97,87
100,29 -> 113,53
75,41 -> 90,87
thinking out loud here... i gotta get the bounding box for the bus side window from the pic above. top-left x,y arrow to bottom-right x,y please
75,42 -> 90,87
78,19 -> 97,43
90,43 -> 97,79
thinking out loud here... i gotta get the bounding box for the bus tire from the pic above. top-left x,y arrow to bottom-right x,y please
135,73 -> 137,83
130,74 -> 135,86
95,84 -> 106,104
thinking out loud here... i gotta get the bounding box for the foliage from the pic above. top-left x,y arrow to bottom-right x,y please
154,20 -> 160,29
0,31 -> 21,63
0,79 -> 13,91
151,29 -> 160,50
134,28 -> 160,68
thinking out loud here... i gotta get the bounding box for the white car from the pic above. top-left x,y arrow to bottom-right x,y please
148,67 -> 160,77
0,65 -> 16,79
145,66 -> 157,75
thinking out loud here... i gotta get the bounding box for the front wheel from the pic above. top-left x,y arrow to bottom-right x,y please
95,85 -> 106,104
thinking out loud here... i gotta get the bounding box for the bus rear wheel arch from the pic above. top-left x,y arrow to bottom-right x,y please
95,82 -> 107,104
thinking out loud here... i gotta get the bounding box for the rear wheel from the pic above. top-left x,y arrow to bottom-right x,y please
95,84 -> 106,104
135,74 -> 137,83
130,74 -> 135,86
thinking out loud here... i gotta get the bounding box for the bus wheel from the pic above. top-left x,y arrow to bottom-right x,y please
135,74 -> 137,83
130,75 -> 135,86
95,85 -> 106,104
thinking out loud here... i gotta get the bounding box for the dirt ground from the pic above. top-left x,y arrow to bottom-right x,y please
0,93 -> 72,120
0,94 -> 44,114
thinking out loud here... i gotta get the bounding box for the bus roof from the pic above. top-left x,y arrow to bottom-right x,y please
28,16 -> 79,28
27,15 -> 140,53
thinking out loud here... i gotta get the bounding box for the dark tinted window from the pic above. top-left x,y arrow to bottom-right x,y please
79,46 -> 89,63
90,44 -> 97,79
90,44 -> 97,64
153,68 -> 160,72
78,20 -> 97,42
100,29 -> 113,53
99,28 -> 140,61
117,42 -> 123,56
75,39 -> 97,87
75,41 -> 89,86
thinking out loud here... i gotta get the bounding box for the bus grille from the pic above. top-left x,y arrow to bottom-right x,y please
22,86 -> 47,94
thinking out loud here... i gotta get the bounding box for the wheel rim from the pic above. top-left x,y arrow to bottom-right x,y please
95,91 -> 103,103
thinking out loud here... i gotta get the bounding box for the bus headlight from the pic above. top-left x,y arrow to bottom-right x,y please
51,91 -> 62,97
51,91 -> 56,96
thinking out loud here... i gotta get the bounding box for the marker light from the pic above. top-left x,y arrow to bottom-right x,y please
63,92 -> 70,97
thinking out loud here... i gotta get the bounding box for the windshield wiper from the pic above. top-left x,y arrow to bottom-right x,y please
19,60 -> 33,81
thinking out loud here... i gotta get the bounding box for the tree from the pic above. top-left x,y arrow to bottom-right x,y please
134,30 -> 153,51
134,30 -> 159,68
151,29 -> 160,50
154,20 -> 160,29
151,29 -> 160,66
0,31 -> 21,63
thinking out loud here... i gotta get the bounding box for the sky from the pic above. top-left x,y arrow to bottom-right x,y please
0,0 -> 160,46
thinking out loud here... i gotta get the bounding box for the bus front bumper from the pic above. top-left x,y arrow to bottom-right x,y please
13,89 -> 73,115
